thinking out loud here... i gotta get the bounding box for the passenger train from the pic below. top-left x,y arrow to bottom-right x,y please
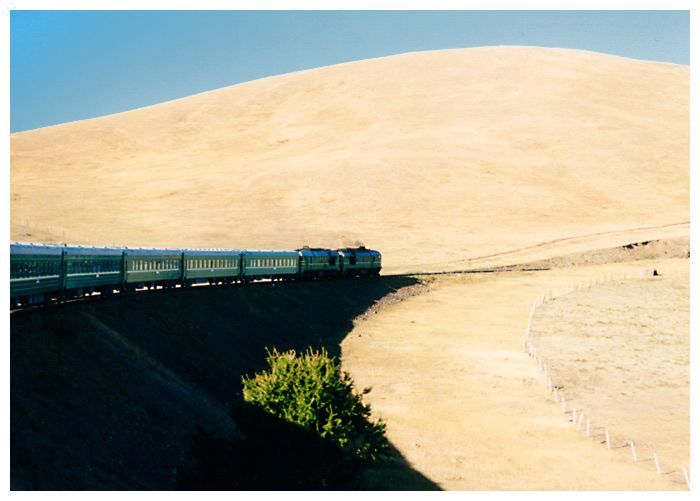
10,242 -> 381,309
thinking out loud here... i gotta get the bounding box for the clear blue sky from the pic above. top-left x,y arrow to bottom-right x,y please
10,9 -> 690,133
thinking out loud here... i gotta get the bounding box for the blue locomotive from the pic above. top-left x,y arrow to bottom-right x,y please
10,242 -> 382,308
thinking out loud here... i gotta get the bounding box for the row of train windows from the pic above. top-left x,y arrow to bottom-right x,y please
248,258 -> 296,268
10,260 -> 61,279
130,259 -> 180,272
69,259 -> 121,274
187,259 -> 237,269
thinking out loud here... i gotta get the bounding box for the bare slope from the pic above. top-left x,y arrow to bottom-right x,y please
10,47 -> 689,272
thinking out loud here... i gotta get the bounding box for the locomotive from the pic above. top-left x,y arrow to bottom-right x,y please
9,242 -> 381,308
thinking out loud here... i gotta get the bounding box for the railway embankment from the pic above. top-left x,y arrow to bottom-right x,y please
10,276 -> 434,490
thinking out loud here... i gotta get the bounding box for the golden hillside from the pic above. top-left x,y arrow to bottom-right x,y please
10,47 -> 689,273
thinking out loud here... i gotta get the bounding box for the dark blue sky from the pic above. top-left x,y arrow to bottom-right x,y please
10,10 -> 691,133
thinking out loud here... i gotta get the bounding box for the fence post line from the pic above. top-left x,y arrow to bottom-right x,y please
683,468 -> 690,489
554,388 -> 558,402
653,453 -> 660,474
630,441 -> 637,462
577,412 -> 583,431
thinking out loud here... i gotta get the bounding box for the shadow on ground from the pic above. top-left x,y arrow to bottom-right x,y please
11,276 -> 439,490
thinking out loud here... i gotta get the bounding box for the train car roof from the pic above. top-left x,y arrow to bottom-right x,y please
10,242 -> 63,256
336,247 -> 380,256
183,248 -> 244,256
122,247 -> 183,256
61,244 -> 124,256
297,248 -> 340,257
241,250 -> 299,256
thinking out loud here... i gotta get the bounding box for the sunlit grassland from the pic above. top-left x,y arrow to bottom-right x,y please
342,258 -> 689,490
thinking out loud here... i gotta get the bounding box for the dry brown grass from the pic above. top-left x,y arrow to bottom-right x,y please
342,258 -> 689,490
10,47 -> 688,273
528,265 -> 690,482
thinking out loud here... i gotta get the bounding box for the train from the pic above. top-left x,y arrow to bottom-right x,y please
10,242 -> 381,309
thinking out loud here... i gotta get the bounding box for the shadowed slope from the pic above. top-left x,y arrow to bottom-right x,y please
11,277 -> 437,490
10,47 -> 689,272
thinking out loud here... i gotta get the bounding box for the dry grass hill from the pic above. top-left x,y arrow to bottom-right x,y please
10,47 -> 689,272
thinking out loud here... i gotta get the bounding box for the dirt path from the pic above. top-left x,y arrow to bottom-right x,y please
341,258 -> 689,490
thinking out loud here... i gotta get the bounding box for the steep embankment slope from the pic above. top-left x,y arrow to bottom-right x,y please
11,277 -> 435,490
10,47 -> 689,273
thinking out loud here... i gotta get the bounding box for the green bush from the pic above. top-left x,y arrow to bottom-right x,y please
242,347 -> 388,462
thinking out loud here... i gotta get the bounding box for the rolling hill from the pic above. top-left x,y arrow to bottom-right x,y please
10,46 -> 689,272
